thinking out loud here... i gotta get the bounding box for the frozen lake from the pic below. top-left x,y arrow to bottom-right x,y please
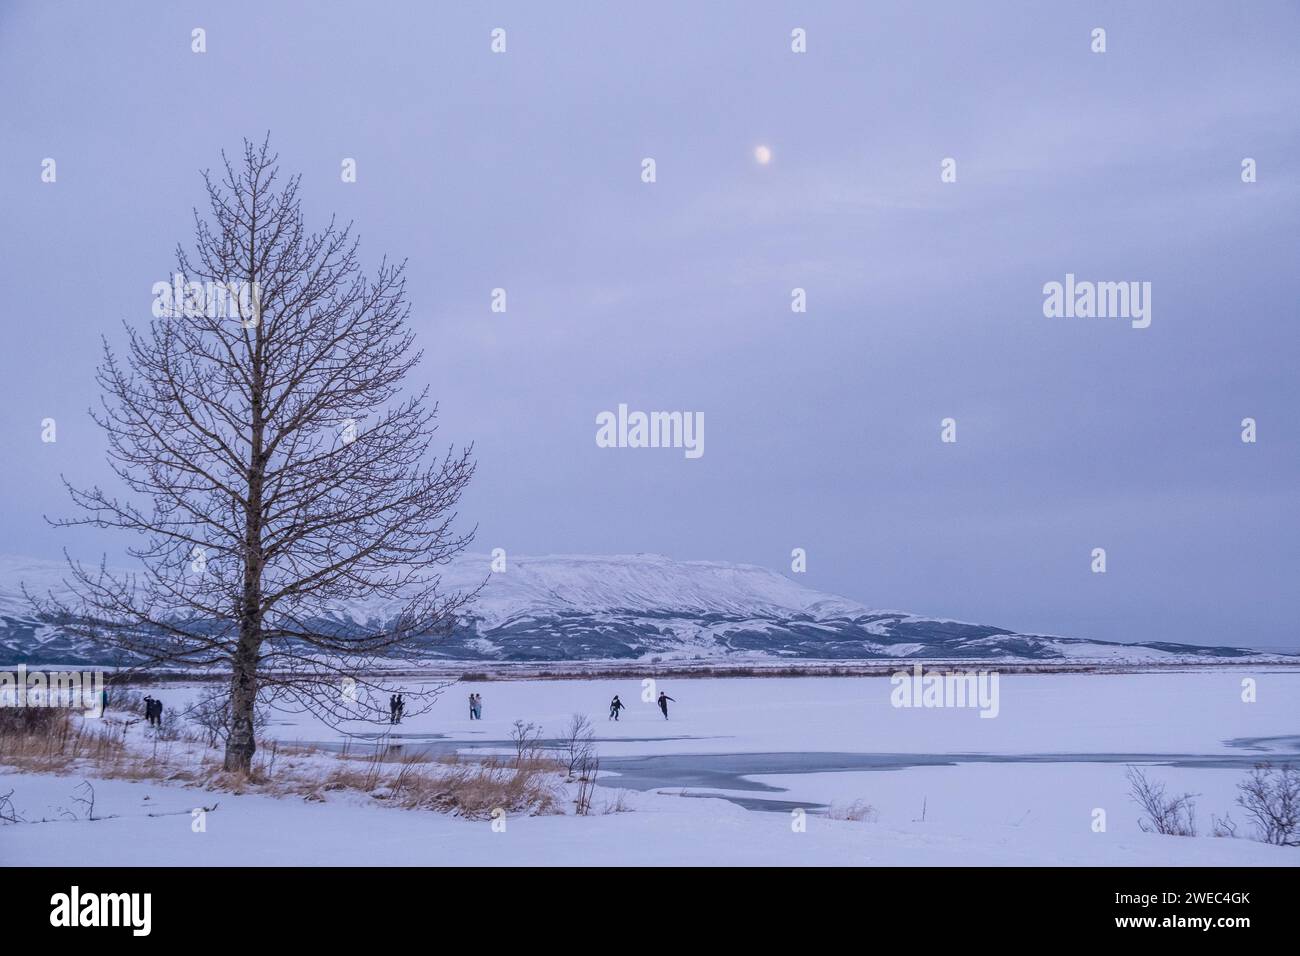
153,668 -> 1300,826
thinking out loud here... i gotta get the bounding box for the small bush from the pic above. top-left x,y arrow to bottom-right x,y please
509,719 -> 545,768
555,713 -> 595,779
601,790 -> 632,814
1127,766 -> 1197,837
103,683 -> 145,715
1236,763 -> 1300,847
1211,813 -> 1238,838
827,799 -> 877,822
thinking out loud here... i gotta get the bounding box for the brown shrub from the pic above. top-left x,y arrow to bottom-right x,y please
1,704 -> 564,821
391,758 -> 562,819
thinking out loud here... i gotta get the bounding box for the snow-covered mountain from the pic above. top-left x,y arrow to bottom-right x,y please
0,552 -> 1280,665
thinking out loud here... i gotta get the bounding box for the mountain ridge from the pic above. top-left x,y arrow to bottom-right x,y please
0,552 -> 1284,665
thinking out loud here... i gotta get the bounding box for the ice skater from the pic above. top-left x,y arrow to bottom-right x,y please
608,695 -> 625,721
471,693 -> 482,720
657,691 -> 675,719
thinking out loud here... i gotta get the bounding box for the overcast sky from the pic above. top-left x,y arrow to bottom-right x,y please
1,1 -> 1296,648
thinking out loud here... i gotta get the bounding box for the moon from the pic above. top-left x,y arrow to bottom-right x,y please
754,145 -> 772,165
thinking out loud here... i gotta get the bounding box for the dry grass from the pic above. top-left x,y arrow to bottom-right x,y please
1,702 -> 576,821
601,789 -> 633,814
827,799 -> 878,822
0,706 -> 227,788
273,742 -> 325,758
293,748 -> 564,818
0,707 -> 127,770
389,756 -> 563,818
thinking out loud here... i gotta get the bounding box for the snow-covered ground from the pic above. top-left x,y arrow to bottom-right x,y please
3,765 -> 1291,867
3,670 -> 1297,865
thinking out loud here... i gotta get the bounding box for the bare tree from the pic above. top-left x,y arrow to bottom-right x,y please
555,713 -> 595,778
1236,763 -> 1300,847
509,720 -> 545,768
574,750 -> 600,816
31,137 -> 476,772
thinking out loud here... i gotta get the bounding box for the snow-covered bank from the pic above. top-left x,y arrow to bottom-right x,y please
3,671 -> 1296,866
2,769 -> 1294,866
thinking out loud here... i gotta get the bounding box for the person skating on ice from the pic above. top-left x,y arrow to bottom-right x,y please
657,691 -> 675,719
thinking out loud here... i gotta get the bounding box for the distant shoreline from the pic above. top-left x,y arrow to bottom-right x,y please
11,657 -> 1297,685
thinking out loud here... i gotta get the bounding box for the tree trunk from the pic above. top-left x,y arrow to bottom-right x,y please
224,216 -> 264,776
223,641 -> 258,772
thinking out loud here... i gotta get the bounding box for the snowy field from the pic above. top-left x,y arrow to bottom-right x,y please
3,669 -> 1297,866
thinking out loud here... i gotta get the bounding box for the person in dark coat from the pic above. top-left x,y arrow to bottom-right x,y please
657,691 -> 675,719
608,695 -> 625,721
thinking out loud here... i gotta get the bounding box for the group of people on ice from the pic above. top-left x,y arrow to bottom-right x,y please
449,689 -> 676,723
608,691 -> 675,720
141,695 -> 164,726
453,690 -> 674,722
381,688 -> 680,726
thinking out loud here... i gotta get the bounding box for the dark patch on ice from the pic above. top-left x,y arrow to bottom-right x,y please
1223,734 -> 1300,753
294,735 -> 1300,814
596,747 -> 1300,812
666,790 -> 828,813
